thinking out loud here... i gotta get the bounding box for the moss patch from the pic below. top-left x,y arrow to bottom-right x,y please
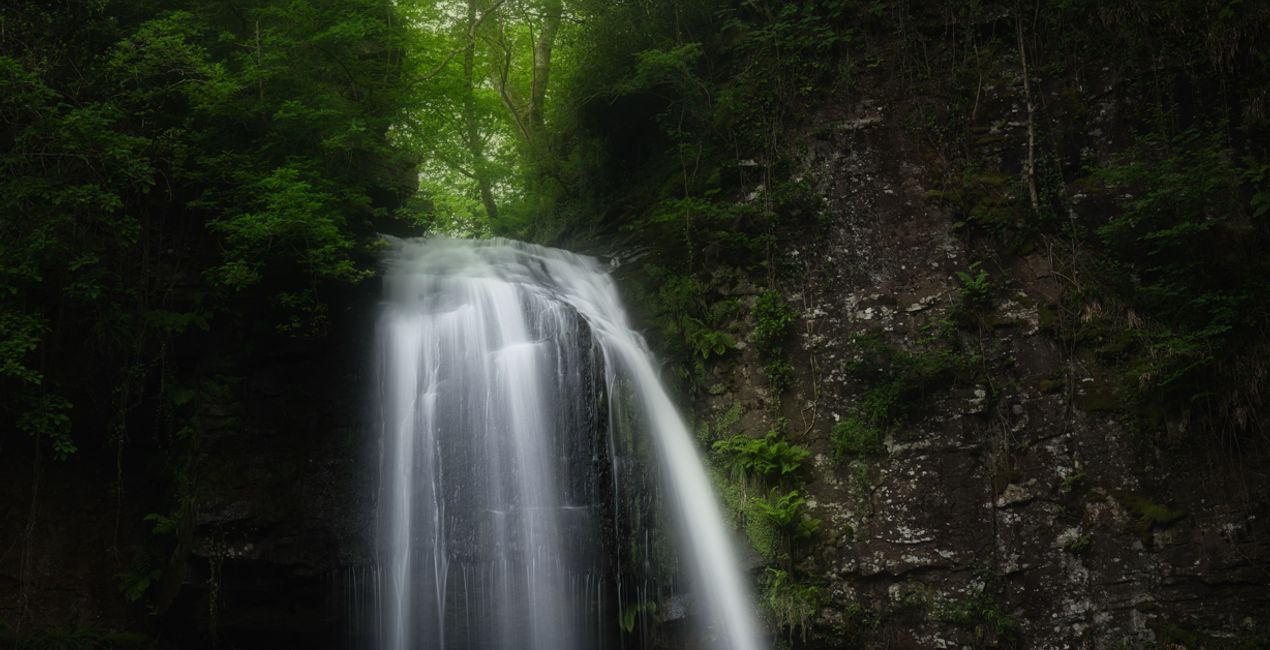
1114,491 -> 1185,541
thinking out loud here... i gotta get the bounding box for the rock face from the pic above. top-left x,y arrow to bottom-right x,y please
691,91 -> 1270,647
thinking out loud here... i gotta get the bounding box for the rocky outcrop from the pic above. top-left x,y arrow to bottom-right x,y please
693,89 -> 1270,647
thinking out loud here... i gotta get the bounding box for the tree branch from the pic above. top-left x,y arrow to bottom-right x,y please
417,0 -> 510,84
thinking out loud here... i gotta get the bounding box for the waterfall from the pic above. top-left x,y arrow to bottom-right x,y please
375,237 -> 762,650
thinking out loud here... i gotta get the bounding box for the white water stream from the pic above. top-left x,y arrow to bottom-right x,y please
375,237 -> 761,650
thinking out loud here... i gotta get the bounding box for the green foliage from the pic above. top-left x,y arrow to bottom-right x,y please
763,568 -> 821,642
712,430 -> 810,484
392,0 -> 570,237
15,394 -> 76,460
545,0 -> 853,280
955,263 -> 993,315
831,416 -> 885,458
638,270 -> 742,387
0,311 -> 46,385
750,290 -> 799,392
615,43 -> 705,95
696,401 -> 744,444
1095,130 -> 1244,324
928,166 -> 1036,245
848,333 -> 976,426
1062,532 -> 1092,555
842,601 -> 882,639
1059,471 -> 1086,494
1114,492 -> 1185,540
1085,128 -> 1270,430
143,513 -> 178,537
0,0 -> 415,462
752,291 -> 798,357
762,359 -> 795,393
209,166 -> 370,290
683,317 -> 737,360
930,580 -> 1020,646
618,601 -> 657,634
711,467 -> 779,557
751,489 -> 821,541
117,566 -> 162,605
712,426 -> 819,561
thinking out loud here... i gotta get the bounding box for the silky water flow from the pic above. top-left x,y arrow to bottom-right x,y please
374,237 -> 762,650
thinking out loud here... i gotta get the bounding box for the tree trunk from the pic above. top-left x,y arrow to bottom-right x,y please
527,0 -> 562,145
464,0 -> 500,223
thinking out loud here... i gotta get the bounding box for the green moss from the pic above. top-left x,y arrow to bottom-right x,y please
847,332 -> 977,426
1033,371 -> 1066,395
849,459 -> 874,488
1072,381 -> 1123,413
832,524 -> 855,545
762,568 -> 821,643
1114,492 -> 1185,540
1063,533 -> 1092,555
931,167 -> 1022,238
923,188 -> 955,203
696,401 -> 743,444
746,513 -> 780,557
929,580 -> 1020,645
1059,471 -> 1086,494
831,416 -> 885,459
842,601 -> 881,637
709,465 -> 778,557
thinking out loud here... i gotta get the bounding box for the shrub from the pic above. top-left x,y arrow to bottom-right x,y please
713,430 -> 810,484
954,262 -> 992,316
752,290 -> 798,357
751,488 -> 820,540
831,416 -> 885,458
763,568 -> 821,642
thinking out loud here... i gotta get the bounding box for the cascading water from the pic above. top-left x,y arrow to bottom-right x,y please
375,237 -> 762,650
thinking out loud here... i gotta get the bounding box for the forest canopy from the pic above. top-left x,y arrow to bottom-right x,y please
0,0 -> 856,465
3,0 -> 1270,513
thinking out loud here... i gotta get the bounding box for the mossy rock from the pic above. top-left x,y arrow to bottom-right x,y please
1031,372 -> 1066,395
1148,618 -> 1222,649
1072,380 -> 1122,413
1113,491 -> 1185,542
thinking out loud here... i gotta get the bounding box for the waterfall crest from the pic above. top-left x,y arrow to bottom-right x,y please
376,236 -> 761,650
